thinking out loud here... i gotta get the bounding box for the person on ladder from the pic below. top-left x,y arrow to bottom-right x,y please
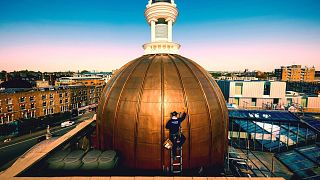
165,111 -> 187,158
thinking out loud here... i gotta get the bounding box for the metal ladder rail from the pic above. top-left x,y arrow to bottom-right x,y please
170,127 -> 183,174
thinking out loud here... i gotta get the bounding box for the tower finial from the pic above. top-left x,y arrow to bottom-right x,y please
143,0 -> 180,54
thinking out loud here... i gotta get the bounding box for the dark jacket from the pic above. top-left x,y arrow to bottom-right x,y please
165,112 -> 187,134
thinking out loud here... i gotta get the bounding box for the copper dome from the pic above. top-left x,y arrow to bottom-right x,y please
96,54 -> 228,170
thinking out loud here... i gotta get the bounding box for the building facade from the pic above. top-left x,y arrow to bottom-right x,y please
275,65 -> 315,82
217,80 -> 287,109
55,77 -> 106,86
217,80 -> 320,112
0,85 -> 104,125
286,81 -> 320,95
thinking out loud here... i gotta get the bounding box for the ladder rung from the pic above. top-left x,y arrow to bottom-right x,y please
172,163 -> 181,166
173,171 -> 181,173
175,155 -> 181,158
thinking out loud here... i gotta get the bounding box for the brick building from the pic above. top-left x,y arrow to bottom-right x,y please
0,85 -> 104,125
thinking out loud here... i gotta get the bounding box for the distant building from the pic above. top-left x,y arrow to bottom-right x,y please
275,65 -> 315,82
286,81 -> 320,95
209,70 -> 276,81
36,80 -> 50,88
315,71 -> 320,81
217,80 -> 287,110
55,76 -> 106,86
0,80 -> 33,89
0,85 -> 104,125
217,80 -> 320,112
217,76 -> 258,81
80,72 -> 113,83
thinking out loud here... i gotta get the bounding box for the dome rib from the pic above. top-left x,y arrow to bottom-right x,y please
168,55 -> 192,168
112,56 -> 148,149
172,54 -> 213,165
179,55 -> 229,162
133,54 -> 155,168
205,71 -> 229,155
189,57 -> 229,138
160,56 -> 164,168
97,61 -> 133,149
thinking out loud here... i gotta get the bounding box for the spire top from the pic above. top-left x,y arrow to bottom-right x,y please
143,0 -> 180,54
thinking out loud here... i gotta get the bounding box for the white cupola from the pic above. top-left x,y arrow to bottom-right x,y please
143,0 -> 180,54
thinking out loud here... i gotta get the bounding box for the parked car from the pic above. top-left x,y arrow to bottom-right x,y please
3,138 -> 11,143
61,121 -> 75,127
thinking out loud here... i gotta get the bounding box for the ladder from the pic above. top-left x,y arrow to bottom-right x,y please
170,128 -> 183,174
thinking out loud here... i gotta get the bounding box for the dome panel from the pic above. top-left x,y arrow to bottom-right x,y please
96,54 -> 228,170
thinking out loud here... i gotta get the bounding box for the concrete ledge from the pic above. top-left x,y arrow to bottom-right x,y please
0,115 -> 96,178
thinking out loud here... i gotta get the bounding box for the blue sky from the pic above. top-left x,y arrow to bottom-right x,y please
0,0 -> 319,72
1,0 -> 320,25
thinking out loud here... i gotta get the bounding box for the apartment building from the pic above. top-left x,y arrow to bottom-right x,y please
0,85 -> 104,125
275,65 -> 315,82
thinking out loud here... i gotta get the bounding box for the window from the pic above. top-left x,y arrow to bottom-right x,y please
42,95 -> 46,100
263,82 -> 271,95
65,92 -> 68,97
31,110 -> 36,118
234,98 -> 240,105
273,98 -> 279,105
301,98 -> 308,108
60,99 -> 63,104
42,101 -> 47,107
50,94 -> 54,99
235,83 -> 243,95
20,104 -> 26,110
31,103 -> 35,109
7,106 -> 13,112
65,98 -> 69,103
50,100 -> 54,106
252,98 -> 257,106
59,93 -> 63,98
20,97 -> 25,103
7,98 -> 13,105
30,96 -> 35,102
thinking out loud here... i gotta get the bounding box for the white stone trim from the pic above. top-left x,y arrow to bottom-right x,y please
143,42 -> 180,55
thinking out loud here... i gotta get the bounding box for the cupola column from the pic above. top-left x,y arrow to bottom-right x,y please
167,20 -> 173,42
151,20 -> 156,42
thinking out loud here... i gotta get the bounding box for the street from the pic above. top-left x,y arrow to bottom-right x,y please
0,112 -> 95,170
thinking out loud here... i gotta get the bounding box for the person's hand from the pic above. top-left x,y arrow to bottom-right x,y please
183,107 -> 186,112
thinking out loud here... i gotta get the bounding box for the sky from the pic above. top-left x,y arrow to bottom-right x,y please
0,0 -> 320,72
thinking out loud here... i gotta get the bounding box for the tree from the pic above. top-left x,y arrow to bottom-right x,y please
81,70 -> 90,74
